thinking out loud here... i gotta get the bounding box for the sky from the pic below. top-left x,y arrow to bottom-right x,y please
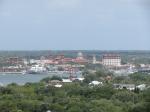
0,0 -> 150,50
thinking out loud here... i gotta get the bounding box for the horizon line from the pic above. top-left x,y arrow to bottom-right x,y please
0,50 -> 150,52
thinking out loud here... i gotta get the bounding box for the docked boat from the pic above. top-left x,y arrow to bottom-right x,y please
27,65 -> 48,74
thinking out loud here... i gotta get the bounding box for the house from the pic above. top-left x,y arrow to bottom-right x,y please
72,78 -> 85,82
113,84 -> 135,91
89,81 -> 103,86
62,79 -> 72,83
46,80 -> 62,88
54,84 -> 63,88
49,80 -> 62,85
136,84 -> 146,91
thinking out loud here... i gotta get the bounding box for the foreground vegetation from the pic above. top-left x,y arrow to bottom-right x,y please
0,72 -> 150,112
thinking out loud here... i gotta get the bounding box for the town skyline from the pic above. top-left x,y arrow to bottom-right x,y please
0,1 -> 150,112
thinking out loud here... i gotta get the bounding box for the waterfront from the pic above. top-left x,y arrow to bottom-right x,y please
0,72 -> 83,86
0,74 -> 52,86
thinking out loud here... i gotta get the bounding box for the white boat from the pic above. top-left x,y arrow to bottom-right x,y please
27,65 -> 48,74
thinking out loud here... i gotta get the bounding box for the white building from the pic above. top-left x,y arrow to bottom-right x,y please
136,84 -> 146,91
113,84 -> 135,91
102,54 -> 121,66
93,55 -> 97,64
62,79 -> 72,83
89,81 -> 103,86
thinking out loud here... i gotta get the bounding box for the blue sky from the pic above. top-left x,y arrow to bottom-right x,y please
0,0 -> 150,50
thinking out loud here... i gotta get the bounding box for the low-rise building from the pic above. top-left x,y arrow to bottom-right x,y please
136,84 -> 146,91
113,84 -> 135,91
89,81 -> 103,86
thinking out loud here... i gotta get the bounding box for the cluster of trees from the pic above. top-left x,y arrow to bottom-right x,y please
0,76 -> 149,112
113,73 -> 150,85
83,69 -> 113,84
0,69 -> 149,112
